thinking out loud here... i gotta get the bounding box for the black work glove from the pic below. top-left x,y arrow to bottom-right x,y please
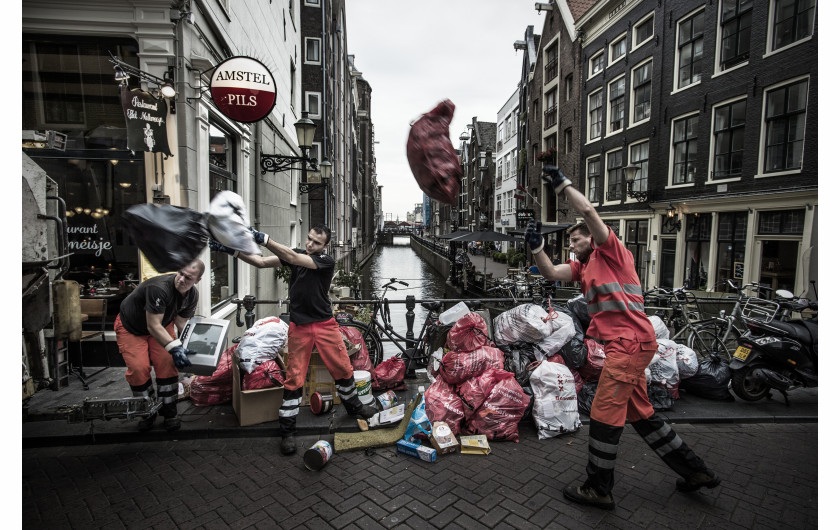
249,226 -> 271,246
165,340 -> 194,368
541,165 -> 573,194
525,220 -> 544,254
209,239 -> 238,256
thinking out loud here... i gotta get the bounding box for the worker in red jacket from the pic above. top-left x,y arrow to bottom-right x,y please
526,166 -> 719,510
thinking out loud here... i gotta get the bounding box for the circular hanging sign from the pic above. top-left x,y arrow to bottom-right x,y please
209,56 -> 277,123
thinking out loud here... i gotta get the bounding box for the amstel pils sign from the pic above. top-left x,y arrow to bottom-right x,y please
210,56 -> 277,123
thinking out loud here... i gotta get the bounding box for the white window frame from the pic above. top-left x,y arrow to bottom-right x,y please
588,49 -> 605,79
673,7 -> 705,93
305,0 -> 320,6
606,74 -> 626,136
765,0 -> 816,57
629,58 -> 653,128
714,0 -> 753,76
707,95 -> 747,184
628,139 -> 650,202
755,75 -> 810,179
305,91 -> 321,119
609,33 -> 627,66
304,37 -> 321,65
604,148 -> 624,204
667,111 -> 701,188
585,154 -> 602,205
632,13 -> 655,51
587,88 -> 605,143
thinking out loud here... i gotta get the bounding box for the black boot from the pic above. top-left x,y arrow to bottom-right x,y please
343,395 -> 378,420
280,434 -> 297,455
137,413 -> 157,432
677,470 -> 721,492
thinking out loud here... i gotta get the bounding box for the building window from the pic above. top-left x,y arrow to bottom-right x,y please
671,114 -> 699,184
610,34 -> 627,64
608,77 -> 625,134
305,0 -> 320,5
629,140 -> 649,197
719,0 -> 752,70
715,212 -> 748,291
763,78 -> 808,173
684,213 -> 712,290
712,98 -> 746,178
588,89 -> 604,141
587,156 -> 601,203
589,50 -> 605,78
677,10 -> 704,89
505,154 -> 512,180
564,128 -> 573,154
758,209 -> 805,235
634,14 -> 655,48
305,92 -> 321,119
305,37 -> 321,64
290,60 -> 296,111
606,150 -> 624,202
545,42 -> 558,81
631,60 -> 652,125
505,116 -> 512,139
771,0 -> 815,51
565,73 -> 574,101
545,88 -> 557,129
625,220 -> 649,285
209,123 -> 238,308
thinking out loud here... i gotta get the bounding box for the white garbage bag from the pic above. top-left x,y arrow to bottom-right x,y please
649,339 -> 680,388
493,303 -> 552,346
674,342 -> 700,379
207,190 -> 260,255
529,360 -> 581,439
535,311 -> 575,359
237,316 -> 289,373
649,315 -> 669,339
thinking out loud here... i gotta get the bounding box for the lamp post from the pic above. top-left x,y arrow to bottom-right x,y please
260,112 -> 331,194
623,165 -> 649,202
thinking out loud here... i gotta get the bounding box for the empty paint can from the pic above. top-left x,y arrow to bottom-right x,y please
304,440 -> 333,471
376,390 -> 398,410
310,392 -> 334,415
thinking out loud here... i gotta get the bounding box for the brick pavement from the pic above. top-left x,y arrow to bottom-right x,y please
22,421 -> 817,529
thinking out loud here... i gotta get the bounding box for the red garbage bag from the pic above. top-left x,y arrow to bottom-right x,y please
406,99 -> 462,206
547,353 -> 583,393
242,359 -> 285,390
439,345 -> 505,386
446,312 -> 490,353
457,368 -> 507,419
463,369 -> 529,442
340,326 -> 372,372
577,339 -> 607,382
425,377 -> 466,435
190,346 -> 235,406
372,356 -> 406,391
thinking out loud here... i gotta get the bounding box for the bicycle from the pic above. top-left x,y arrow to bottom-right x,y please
644,286 -> 729,361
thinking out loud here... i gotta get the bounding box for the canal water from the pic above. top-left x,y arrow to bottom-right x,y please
358,237 -> 450,358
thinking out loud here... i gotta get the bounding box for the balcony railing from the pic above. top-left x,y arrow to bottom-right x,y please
544,106 -> 557,129
544,58 -> 558,82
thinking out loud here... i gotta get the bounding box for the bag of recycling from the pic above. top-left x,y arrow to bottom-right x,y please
577,338 -> 607,382
493,303 -> 552,346
237,316 -> 289,374
462,369 -> 529,442
123,203 -> 209,272
424,377 -> 466,435
339,326 -> 372,372
446,312 -> 490,353
680,355 -> 734,401
439,345 -> 505,386
649,315 -> 670,340
500,341 -> 539,388
673,342 -> 700,379
403,395 -> 432,443
530,360 -> 581,439
372,356 -> 406,391
242,359 -> 285,390
647,382 -> 675,410
535,309 -> 575,359
547,354 -> 584,393
557,307 -> 587,369
406,99 -> 462,206
190,346 -> 235,406
206,190 -> 260,255
648,339 -> 680,389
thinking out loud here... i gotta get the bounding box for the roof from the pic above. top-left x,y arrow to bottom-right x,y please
566,0 -> 598,21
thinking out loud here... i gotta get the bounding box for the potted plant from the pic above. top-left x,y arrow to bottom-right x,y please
536,147 -> 557,164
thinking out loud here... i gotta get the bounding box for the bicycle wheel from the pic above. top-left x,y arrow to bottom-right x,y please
687,326 -> 730,362
339,321 -> 384,367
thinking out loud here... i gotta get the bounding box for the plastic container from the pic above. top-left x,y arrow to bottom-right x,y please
376,390 -> 398,410
353,370 -> 374,405
438,301 -> 470,325
310,392 -> 334,415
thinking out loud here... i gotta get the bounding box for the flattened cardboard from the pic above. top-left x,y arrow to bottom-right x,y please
460,434 -> 491,455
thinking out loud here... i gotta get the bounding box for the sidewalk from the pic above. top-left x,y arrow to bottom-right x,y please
22,365 -> 817,448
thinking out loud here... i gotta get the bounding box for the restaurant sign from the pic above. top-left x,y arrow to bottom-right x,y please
210,56 -> 277,123
120,86 -> 173,156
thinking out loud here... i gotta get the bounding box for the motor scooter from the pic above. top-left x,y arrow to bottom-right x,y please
729,297 -> 818,405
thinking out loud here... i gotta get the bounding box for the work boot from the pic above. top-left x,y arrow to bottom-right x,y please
137,413 -> 157,432
346,402 -> 379,420
280,434 -> 297,456
163,417 -> 181,432
676,470 -> 721,492
563,484 -> 615,510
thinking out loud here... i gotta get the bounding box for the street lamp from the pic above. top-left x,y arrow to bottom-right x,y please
664,202 -> 682,232
260,111 -> 330,194
623,165 -> 649,202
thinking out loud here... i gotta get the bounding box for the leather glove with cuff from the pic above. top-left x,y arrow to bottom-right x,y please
164,339 -> 194,369
209,239 -> 239,257
249,226 -> 271,246
525,220 -> 545,254
541,165 -> 573,194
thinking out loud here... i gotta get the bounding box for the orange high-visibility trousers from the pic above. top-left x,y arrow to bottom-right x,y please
284,318 -> 353,392
114,315 -> 179,386
589,337 -> 658,427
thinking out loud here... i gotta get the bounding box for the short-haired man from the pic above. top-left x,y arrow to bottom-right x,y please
526,167 -> 719,510
211,224 -> 377,455
115,259 -> 204,432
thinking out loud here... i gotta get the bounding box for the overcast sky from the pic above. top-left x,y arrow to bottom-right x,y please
345,1 -> 546,220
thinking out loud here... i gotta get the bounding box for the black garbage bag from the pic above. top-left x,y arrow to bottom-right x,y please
500,341 -> 538,388
123,203 -> 209,272
679,355 -> 734,401
647,383 -> 675,410
566,295 -> 592,330
577,381 -> 598,416
558,307 -> 587,369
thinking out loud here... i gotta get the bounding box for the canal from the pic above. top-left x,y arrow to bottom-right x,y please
358,237 -> 449,358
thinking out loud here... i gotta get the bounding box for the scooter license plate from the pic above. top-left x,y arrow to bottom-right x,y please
734,346 -> 751,361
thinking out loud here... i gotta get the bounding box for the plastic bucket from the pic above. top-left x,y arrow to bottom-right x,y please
353,370 -> 374,405
303,440 -> 333,471
310,392 -> 334,415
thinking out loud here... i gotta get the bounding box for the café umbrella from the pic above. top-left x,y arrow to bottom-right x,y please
448,229 -> 519,290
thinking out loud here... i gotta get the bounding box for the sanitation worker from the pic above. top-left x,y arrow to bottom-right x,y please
210,224 -> 378,455
114,259 -> 204,432
525,166 -> 720,510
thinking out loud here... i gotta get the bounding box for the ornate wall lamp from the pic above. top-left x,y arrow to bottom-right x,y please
260,112 -> 332,194
623,165 -> 649,202
665,202 -> 682,232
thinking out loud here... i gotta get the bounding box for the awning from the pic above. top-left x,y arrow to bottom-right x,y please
508,223 -> 573,236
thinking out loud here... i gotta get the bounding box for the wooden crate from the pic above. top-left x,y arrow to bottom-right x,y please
283,349 -> 339,406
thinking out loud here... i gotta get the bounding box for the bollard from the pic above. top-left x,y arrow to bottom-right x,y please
405,295 -> 415,346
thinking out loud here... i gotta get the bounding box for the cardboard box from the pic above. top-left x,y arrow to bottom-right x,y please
430,422 -> 459,455
283,349 -> 339,406
460,434 -> 491,455
396,439 -> 437,462
232,351 -> 285,427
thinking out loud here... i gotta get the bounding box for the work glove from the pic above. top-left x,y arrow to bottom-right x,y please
164,340 -> 194,369
525,220 -> 544,254
541,165 -> 573,194
249,226 -> 271,246
208,239 -> 238,256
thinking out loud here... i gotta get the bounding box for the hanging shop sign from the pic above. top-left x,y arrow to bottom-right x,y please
210,56 -> 277,123
120,86 -> 173,157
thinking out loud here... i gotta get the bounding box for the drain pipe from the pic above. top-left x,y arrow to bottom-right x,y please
253,119 -> 263,297
321,2 -> 329,229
